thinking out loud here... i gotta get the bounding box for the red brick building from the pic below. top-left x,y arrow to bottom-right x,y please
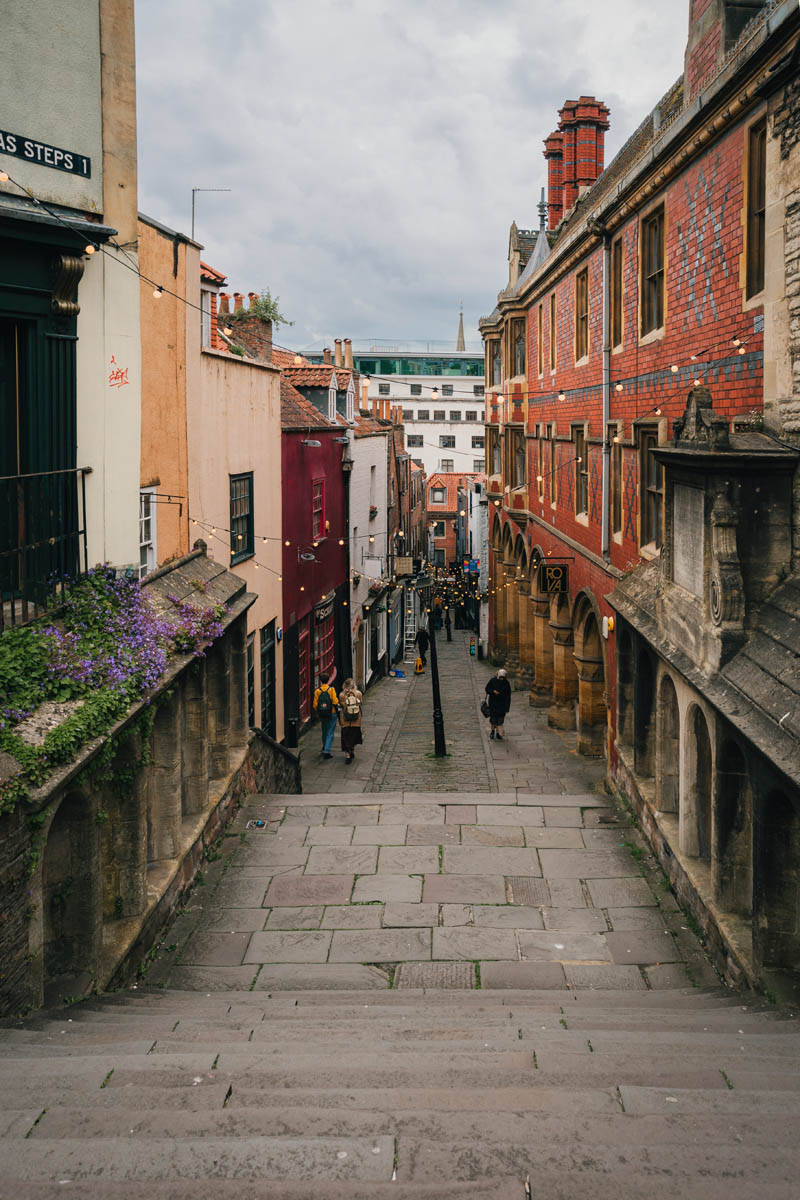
426,472 -> 479,568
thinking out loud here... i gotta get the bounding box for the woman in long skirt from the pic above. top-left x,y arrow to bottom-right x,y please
338,678 -> 363,764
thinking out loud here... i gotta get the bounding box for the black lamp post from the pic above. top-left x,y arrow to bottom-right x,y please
417,573 -> 447,757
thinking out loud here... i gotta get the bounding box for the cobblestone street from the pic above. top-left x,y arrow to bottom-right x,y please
148,631 -> 715,993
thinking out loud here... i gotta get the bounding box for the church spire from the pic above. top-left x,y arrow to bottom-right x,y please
456,304 -> 465,352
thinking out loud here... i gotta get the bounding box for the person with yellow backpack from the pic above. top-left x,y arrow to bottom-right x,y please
313,671 -> 338,759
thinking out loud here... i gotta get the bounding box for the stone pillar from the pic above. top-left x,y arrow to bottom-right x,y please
490,551 -> 507,664
548,598 -> 577,730
148,695 -> 183,861
574,645 -> 607,756
529,593 -> 554,707
207,635 -> 232,781
182,657 -> 209,815
504,567 -> 520,679
517,583 -> 535,691
229,614 -> 249,753
116,731 -> 148,915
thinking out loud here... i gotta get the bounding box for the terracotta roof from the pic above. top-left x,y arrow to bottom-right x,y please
272,347 -> 310,370
426,471 -> 479,511
353,412 -> 389,436
280,377 -> 333,430
201,261 -> 226,285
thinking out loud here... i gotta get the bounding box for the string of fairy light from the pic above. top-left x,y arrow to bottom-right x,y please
0,168 -> 759,428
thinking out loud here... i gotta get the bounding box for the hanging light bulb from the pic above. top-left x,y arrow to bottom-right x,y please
558,390 -> 566,402
654,407 -> 662,416
369,535 -> 375,542
263,537 -> 268,543
670,364 -> 679,374
432,387 -> 439,399
0,171 -> 9,182
615,383 -> 623,393
278,574 -> 283,581
300,585 -> 305,591
85,244 -> 96,255
738,346 -> 745,355
153,286 -> 163,299
343,600 -> 348,607
612,435 -> 620,444
338,538 -> 345,546
223,326 -> 233,336
732,337 -> 741,347
293,354 -> 303,365
254,563 -> 259,570
211,526 -> 216,534
284,539 -> 291,547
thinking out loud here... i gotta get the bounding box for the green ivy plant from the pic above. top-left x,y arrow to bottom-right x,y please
228,288 -> 293,328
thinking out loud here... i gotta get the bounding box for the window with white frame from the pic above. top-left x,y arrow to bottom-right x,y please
440,458 -> 454,472
473,458 -> 484,472
378,382 -> 390,395
465,410 -> 478,421
200,290 -> 212,348
139,488 -> 157,578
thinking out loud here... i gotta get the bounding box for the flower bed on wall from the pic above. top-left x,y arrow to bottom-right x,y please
0,566 -> 226,814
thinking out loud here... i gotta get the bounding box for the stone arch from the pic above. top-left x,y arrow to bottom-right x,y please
617,628 -> 634,747
548,591 -> 577,730
755,788 -> 800,971
528,545 -> 553,706
714,738 -> 752,916
656,673 -> 680,813
572,592 -> 607,757
41,790 -> 102,991
633,647 -> 656,777
510,533 -> 529,689
683,703 -> 713,861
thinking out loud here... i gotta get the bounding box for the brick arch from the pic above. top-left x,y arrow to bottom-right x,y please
683,701 -> 714,861
656,672 -> 680,814
40,788 -> 102,993
572,590 -> 608,757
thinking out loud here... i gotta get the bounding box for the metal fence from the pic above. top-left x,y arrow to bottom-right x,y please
0,467 -> 91,632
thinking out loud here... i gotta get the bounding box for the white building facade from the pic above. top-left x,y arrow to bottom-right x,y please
347,416 -> 391,691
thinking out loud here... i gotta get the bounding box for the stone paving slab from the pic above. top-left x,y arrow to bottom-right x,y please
264,875 -> 354,907
605,930 -> 680,964
522,828 -> 585,849
180,932 -> 251,966
202,909 -> 269,933
645,963 -> 693,989
243,932 -> 332,964
422,875 -> 506,904
329,929 -> 432,963
606,907 -> 671,931
563,963 -> 647,990
410,793 -> 516,806
394,962 -> 475,989
305,847 -> 378,875
320,905 -> 384,929
505,877 -> 551,906
440,904 -> 472,926
518,792 -> 607,806
351,825 -> 407,845
540,908 -> 609,932
461,825 -> 525,847
476,805 -> 543,826
517,931 -> 612,963
432,928 -> 518,961
547,879 -> 587,907
304,825 -> 354,845
281,806 -> 328,825
157,966 -> 259,990
481,961 -> 567,989
445,806 -> 476,824
581,829 -> 631,848
472,906 -> 544,930
406,824 -> 460,845
586,878 -> 658,908
210,878 -> 271,908
443,847 -> 542,876
378,846 -> 439,874
542,807 -> 584,827
537,849 -> 640,878
325,805 -> 381,826
386,804 -> 445,824
383,903 -> 440,928
352,874 -> 422,903
251,964 -> 390,991
264,907 -> 324,930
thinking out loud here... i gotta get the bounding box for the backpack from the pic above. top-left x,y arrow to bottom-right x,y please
316,686 -> 334,719
342,692 -> 361,720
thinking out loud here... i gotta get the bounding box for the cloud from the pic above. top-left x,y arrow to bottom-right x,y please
135,0 -> 690,350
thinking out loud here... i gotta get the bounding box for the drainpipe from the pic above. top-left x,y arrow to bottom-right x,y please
589,216 -> 611,562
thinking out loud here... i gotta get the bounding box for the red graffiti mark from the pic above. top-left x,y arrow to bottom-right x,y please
108,355 -> 129,389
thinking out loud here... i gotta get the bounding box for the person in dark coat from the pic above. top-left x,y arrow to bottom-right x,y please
415,626 -> 430,666
485,668 -> 511,739
444,609 -> 452,641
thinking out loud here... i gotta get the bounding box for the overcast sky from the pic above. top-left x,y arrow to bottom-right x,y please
135,0 -> 690,353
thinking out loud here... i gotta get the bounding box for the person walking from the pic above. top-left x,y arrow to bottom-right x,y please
415,626 -> 430,667
444,608 -> 452,641
338,677 -> 363,764
313,672 -> 338,758
485,667 -> 511,740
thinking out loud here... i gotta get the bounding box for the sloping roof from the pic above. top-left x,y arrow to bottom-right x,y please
201,261 -> 226,285
272,346 -> 310,370
280,377 -> 333,430
353,412 -> 389,437
284,365 -> 339,389
515,226 -> 552,292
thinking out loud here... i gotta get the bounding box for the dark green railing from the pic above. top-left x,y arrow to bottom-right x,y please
0,467 -> 91,632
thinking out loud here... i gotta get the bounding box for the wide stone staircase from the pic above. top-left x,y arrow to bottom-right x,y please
2,983 -> 800,1198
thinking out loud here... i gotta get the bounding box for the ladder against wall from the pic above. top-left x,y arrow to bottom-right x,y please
403,588 -> 418,663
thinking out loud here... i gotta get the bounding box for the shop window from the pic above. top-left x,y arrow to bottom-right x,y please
641,206 -> 665,334
314,607 -> 335,691
298,627 -> 311,723
230,472 -> 254,563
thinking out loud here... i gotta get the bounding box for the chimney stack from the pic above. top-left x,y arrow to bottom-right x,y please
248,292 -> 259,310
371,397 -> 378,418
344,337 -> 353,370
233,292 -> 244,312
334,338 -> 343,367
361,380 -> 369,410
218,293 -> 231,315
543,131 -> 564,230
552,97 -> 610,218
323,347 -> 332,364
